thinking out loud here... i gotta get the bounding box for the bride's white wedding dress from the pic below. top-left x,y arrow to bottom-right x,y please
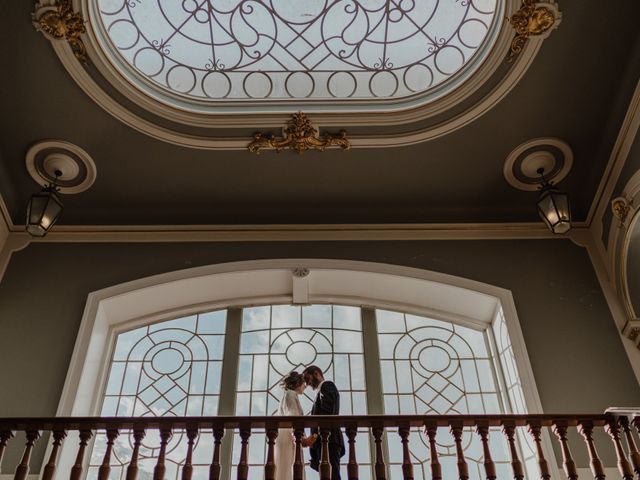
274,388 -> 304,480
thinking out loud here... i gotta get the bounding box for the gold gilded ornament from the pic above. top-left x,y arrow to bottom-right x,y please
612,197 -> 632,227
33,0 -> 87,63
248,112 -> 351,154
508,0 -> 560,62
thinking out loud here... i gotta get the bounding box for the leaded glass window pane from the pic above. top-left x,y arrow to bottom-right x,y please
96,0 -> 499,101
376,309 -> 513,480
232,304 -> 371,479
88,310 -> 227,480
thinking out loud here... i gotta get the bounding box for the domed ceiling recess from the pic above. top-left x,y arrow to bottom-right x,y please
33,0 -> 560,149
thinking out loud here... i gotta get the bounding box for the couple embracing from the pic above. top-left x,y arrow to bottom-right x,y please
275,365 -> 345,480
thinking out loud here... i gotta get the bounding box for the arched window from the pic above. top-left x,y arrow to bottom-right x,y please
55,261 -> 552,479
88,304 -> 536,480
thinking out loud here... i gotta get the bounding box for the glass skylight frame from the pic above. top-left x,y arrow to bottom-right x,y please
89,0 -> 506,113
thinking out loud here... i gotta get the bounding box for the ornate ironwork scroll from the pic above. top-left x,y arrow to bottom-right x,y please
33,0 -> 87,63
90,310 -> 228,480
96,0 -> 497,101
248,112 -> 350,154
508,0 -> 561,62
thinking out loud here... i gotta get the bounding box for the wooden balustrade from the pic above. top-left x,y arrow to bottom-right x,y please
1,412 -> 640,479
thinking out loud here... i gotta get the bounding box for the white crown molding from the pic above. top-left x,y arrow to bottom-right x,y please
588,77 -> 640,241
22,222 -> 587,243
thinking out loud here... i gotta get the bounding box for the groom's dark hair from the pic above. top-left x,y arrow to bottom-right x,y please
303,365 -> 323,377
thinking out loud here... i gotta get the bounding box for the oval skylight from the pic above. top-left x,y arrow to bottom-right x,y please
96,0 -> 500,103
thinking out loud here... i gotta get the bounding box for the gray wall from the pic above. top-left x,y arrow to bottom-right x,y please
0,239 -> 638,471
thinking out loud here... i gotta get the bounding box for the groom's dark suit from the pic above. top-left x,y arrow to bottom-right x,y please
309,381 -> 345,480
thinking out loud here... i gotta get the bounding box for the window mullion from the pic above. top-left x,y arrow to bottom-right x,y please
218,307 -> 243,480
361,306 -> 388,480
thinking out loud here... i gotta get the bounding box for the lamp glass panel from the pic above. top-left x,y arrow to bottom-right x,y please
27,195 -> 48,225
550,192 -> 571,221
553,221 -> 572,234
537,193 -> 558,226
41,195 -> 63,229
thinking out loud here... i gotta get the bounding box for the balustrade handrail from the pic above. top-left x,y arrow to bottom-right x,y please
1,412 -> 639,480
0,413 -> 614,431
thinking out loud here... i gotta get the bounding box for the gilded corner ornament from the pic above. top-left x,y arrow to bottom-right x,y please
248,112 -> 351,155
33,0 -> 87,63
507,0 -> 561,62
612,197 -> 632,227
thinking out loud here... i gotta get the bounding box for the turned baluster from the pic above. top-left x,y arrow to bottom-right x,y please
477,422 -> 496,480
126,429 -> 146,480
553,422 -> 578,480
14,430 -> 40,480
345,427 -> 359,480
320,428 -> 332,480
578,421 -> 605,480
619,417 -> 640,476
425,422 -> 442,480
153,429 -> 173,480
237,428 -> 251,480
42,430 -> 67,480
372,427 -> 386,480
528,422 -> 551,480
69,430 -> 93,480
98,429 -> 119,480
503,421 -> 524,480
399,427 -> 414,480
293,429 -> 305,480
265,428 -> 278,480
606,420 -> 634,480
451,421 -> 469,480
209,428 -> 224,480
0,430 -> 14,474
182,428 -> 198,480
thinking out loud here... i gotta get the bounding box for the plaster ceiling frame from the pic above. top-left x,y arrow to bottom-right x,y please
36,0 -> 554,149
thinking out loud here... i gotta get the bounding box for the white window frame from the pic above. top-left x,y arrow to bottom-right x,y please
50,259 -> 558,480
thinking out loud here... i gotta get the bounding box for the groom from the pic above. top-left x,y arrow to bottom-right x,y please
302,365 -> 345,480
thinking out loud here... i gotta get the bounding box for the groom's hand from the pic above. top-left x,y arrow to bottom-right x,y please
301,434 -> 317,447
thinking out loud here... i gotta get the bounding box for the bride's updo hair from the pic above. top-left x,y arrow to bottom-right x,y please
280,371 -> 305,390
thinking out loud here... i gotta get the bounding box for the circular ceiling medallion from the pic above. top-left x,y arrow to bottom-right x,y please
503,137 -> 573,191
25,140 -> 97,194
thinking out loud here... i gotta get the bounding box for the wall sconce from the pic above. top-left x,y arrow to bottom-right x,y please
26,170 -> 64,237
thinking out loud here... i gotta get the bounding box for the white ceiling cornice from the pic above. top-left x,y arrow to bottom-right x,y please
23,222 -> 587,243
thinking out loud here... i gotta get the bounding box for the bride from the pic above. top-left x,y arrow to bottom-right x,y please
275,371 -> 315,480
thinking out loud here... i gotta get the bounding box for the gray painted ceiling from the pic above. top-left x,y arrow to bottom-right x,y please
1,1 -> 640,226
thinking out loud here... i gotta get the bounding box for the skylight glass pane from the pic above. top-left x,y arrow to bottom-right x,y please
96,0 -> 498,101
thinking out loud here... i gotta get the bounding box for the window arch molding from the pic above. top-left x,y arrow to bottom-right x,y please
52,258 -> 553,478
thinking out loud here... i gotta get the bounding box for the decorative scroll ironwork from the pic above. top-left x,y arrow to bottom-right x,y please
377,308 -> 538,479
508,0 -> 560,62
233,304 -> 371,478
90,310 -> 227,480
248,112 -> 350,154
33,0 -> 87,63
96,0 -> 498,101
